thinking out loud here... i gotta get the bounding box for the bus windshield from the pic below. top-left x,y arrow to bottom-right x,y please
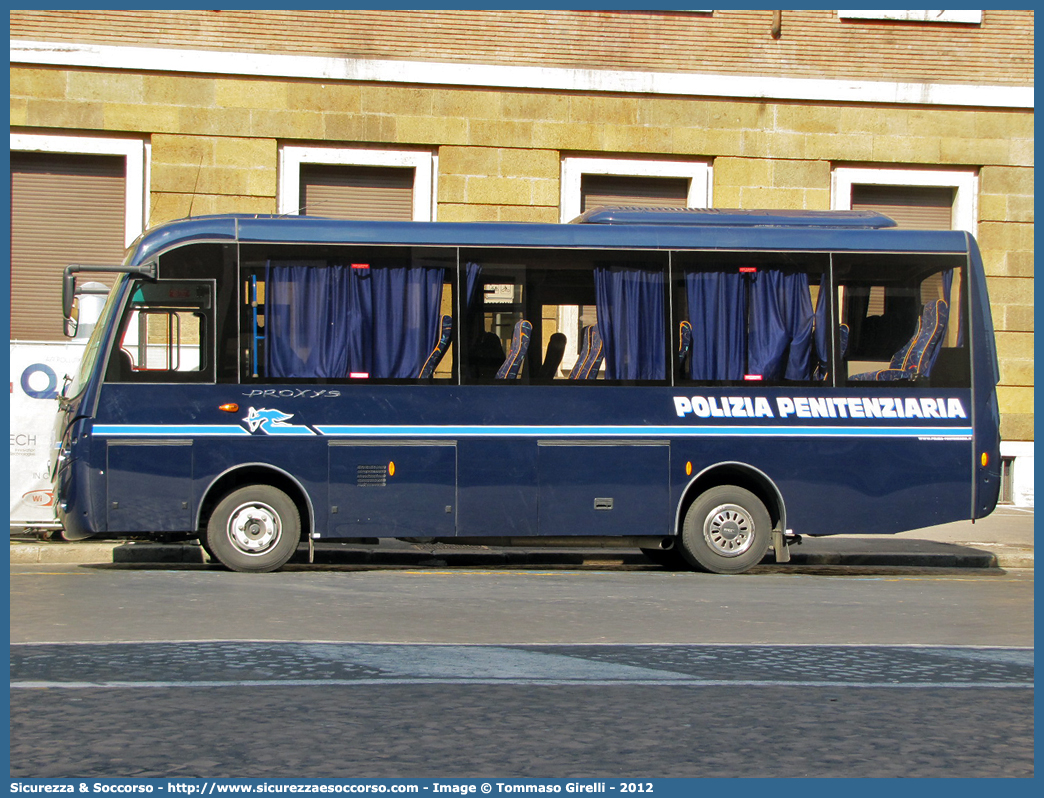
64,274 -> 126,402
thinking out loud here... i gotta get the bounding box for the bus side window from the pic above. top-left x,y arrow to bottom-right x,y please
675,264 -> 821,385
252,252 -> 456,383
459,253 -> 668,384
840,260 -> 967,387
461,265 -> 525,381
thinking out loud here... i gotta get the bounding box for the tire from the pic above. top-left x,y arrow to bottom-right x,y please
206,485 -> 301,573
679,485 -> 773,574
197,536 -> 216,563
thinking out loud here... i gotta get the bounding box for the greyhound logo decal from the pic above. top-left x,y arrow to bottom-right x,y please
243,407 -> 315,436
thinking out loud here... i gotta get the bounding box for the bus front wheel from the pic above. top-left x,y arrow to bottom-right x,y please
680,486 -> 772,574
206,485 -> 301,573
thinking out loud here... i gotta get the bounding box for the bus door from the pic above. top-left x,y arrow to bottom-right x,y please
100,278 -> 215,533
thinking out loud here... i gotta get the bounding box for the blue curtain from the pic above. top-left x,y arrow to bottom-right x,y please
685,269 -> 814,382
265,260 -> 444,379
369,263 -> 446,379
465,262 -> 483,311
685,271 -> 747,381
748,270 -> 814,381
346,264 -> 372,376
266,261 -> 354,379
593,265 -> 665,380
813,273 -> 829,369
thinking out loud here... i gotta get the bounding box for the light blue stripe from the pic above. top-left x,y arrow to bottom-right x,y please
314,424 -> 973,439
93,425 -> 251,436
91,423 -> 973,440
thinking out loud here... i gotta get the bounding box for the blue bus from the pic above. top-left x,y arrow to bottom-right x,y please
52,208 -> 1001,573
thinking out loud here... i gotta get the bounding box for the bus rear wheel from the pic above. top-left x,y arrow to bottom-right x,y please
206,485 -> 301,573
679,486 -> 772,574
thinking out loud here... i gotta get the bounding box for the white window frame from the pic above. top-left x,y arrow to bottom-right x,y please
278,145 -> 436,221
9,132 -> 149,247
838,11 -> 983,25
831,166 -> 979,235
559,157 -> 713,224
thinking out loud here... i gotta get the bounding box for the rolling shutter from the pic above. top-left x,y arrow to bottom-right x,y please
300,164 -> 414,221
10,152 -> 126,341
580,175 -> 690,212
851,185 -> 954,230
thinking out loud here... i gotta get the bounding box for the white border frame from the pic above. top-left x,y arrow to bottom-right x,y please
12,39 -> 1031,110
10,132 -> 149,247
831,166 -> 979,235
559,157 -> 713,224
838,11 -> 982,25
1000,440 -> 1034,508
278,145 -> 436,221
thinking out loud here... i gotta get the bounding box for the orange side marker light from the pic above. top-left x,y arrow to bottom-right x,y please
218,403 -> 240,413
388,462 -> 396,477
685,461 -> 693,476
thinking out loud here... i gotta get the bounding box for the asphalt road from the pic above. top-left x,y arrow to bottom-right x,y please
9,564 -> 1035,778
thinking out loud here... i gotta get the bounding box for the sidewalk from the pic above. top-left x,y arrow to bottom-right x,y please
9,506 -> 1033,570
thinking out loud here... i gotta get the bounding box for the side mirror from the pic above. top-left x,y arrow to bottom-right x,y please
63,303 -> 79,338
62,261 -> 158,336
62,268 -> 77,321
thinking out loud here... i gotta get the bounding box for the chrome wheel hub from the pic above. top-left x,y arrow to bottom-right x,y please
227,501 -> 282,555
703,503 -> 756,557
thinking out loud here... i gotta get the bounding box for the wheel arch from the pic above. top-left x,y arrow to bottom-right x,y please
197,463 -> 314,543
675,461 -> 786,537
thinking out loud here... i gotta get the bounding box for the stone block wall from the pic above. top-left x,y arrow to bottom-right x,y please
9,62 -> 1033,440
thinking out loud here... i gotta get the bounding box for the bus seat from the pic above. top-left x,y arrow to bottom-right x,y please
495,319 -> 532,379
538,332 -> 567,379
569,324 -> 603,380
419,314 -> 453,378
470,332 -> 505,379
678,320 -> 693,368
850,299 -> 948,382
568,325 -> 593,379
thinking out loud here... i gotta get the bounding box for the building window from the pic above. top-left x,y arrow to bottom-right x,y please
580,174 -> 691,214
851,185 -> 955,231
278,146 -> 436,221
837,11 -> 982,25
9,134 -> 148,341
560,157 -> 712,223
299,164 -> 414,221
831,167 -> 978,235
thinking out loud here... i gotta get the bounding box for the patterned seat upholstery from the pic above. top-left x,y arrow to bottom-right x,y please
418,314 -> 453,378
850,299 -> 948,382
495,319 -> 532,379
678,320 -> 693,369
568,324 -> 603,380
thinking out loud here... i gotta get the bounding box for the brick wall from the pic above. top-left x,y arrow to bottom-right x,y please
10,10 -> 1034,87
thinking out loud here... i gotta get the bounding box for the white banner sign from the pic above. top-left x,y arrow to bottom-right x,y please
10,341 -> 87,527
